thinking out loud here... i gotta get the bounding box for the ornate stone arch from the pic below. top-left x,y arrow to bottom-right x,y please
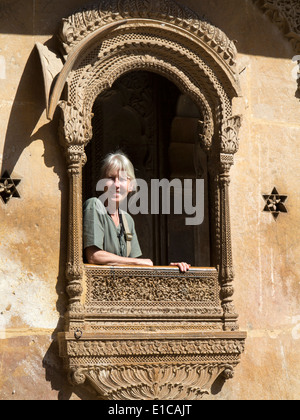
37,0 -> 246,400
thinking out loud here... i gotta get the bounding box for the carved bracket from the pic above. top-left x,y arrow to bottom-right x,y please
220,115 -> 242,156
59,102 -> 93,148
59,331 -> 246,400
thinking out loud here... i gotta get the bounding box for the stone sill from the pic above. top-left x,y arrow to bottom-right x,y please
84,264 -> 217,272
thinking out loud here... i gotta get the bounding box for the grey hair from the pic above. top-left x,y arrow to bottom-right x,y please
100,152 -> 136,183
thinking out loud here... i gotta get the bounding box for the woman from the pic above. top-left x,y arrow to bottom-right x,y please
83,152 -> 190,272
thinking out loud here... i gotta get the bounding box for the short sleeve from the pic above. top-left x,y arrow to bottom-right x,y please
83,198 -> 105,250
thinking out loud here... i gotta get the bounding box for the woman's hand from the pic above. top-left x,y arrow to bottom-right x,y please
169,262 -> 191,272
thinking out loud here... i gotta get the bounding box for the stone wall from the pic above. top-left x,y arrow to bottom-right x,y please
0,0 -> 299,400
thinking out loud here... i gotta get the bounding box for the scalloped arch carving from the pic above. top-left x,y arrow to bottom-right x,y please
60,0 -> 238,67
48,0 -> 241,137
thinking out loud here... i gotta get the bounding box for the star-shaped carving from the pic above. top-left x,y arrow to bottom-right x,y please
262,187 -> 288,220
0,170 -> 21,204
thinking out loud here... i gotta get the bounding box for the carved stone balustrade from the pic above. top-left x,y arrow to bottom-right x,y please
58,265 -> 246,400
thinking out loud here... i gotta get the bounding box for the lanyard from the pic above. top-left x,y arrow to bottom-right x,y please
117,213 -> 126,257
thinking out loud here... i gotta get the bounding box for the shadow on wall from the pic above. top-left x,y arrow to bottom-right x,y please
0,37 -> 62,177
1,39 -> 105,400
0,40 -> 82,399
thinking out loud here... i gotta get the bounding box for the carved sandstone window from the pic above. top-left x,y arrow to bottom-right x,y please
37,0 -> 246,399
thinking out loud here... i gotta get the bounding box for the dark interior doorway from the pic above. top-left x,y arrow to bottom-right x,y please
83,71 -> 210,266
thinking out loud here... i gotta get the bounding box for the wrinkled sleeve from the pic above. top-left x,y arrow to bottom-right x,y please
83,199 -> 105,250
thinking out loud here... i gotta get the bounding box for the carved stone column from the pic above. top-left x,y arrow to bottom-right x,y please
218,116 -> 242,331
59,102 -> 93,329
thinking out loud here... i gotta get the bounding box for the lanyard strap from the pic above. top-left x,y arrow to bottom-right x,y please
120,213 -> 133,257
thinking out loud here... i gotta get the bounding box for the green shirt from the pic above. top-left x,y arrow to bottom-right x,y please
83,197 -> 142,258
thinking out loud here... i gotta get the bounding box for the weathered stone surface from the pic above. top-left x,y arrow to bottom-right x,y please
0,0 -> 300,400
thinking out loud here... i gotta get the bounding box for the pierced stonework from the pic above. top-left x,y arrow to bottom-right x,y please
253,1 -> 300,96
263,187 -> 288,220
253,0 -> 300,52
0,170 -> 21,204
85,267 -> 223,320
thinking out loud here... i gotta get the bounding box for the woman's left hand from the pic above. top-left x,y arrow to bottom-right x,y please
169,262 -> 191,272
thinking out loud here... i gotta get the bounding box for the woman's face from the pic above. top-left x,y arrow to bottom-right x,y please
104,168 -> 132,210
